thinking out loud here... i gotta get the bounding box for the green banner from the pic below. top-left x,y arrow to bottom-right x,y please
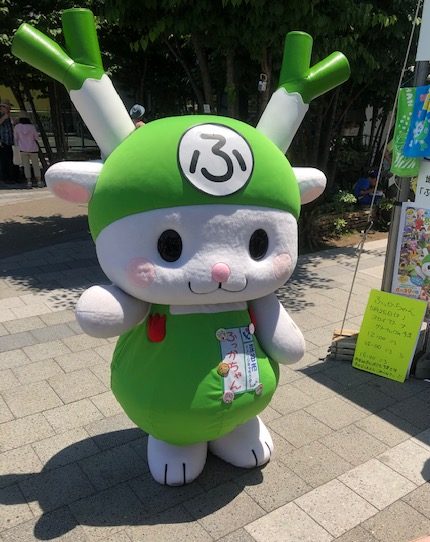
391,88 -> 420,177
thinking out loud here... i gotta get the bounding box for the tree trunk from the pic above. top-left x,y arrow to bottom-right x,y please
318,88 -> 340,174
333,84 -> 368,134
225,49 -> 238,118
11,85 -> 26,111
191,33 -> 214,111
137,56 -> 148,105
258,48 -> 272,118
370,109 -> 387,166
368,106 -> 377,151
165,39 -> 204,112
311,109 -> 324,167
49,81 -> 67,160
327,113 -> 347,187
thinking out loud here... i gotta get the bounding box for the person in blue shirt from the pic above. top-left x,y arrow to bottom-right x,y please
353,170 -> 382,206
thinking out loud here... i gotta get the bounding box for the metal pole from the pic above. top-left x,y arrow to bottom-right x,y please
381,178 -> 410,291
381,60 -> 429,292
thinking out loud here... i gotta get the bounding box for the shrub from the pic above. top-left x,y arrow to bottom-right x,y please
332,190 -> 357,210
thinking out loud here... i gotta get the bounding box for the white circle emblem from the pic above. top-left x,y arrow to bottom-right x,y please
178,124 -> 254,196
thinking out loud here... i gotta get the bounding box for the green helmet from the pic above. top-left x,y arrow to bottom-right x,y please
89,115 -> 300,239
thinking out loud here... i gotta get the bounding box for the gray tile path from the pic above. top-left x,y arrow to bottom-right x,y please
1,236 -> 430,541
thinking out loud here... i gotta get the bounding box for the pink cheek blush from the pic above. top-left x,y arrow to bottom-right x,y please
52,181 -> 91,203
273,253 -> 293,280
126,258 -> 156,287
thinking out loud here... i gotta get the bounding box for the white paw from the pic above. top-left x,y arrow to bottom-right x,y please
209,416 -> 273,468
75,284 -> 149,338
147,436 -> 207,486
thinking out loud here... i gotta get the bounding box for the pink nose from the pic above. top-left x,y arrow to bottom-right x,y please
211,262 -> 231,283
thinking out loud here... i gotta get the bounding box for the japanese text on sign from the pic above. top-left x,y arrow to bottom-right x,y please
352,289 -> 426,382
218,326 -> 259,394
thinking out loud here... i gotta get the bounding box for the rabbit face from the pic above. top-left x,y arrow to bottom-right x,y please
96,204 -> 297,305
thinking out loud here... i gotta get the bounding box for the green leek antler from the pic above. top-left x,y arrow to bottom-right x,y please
257,32 -> 350,153
12,9 -> 135,157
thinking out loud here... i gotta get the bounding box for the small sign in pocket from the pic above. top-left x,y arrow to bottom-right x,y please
217,326 -> 260,398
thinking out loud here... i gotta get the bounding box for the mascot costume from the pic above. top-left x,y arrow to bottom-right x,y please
12,9 -> 349,486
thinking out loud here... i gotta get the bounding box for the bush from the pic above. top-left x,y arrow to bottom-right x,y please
299,190 -> 366,250
332,190 -> 357,210
376,198 -> 395,231
333,217 -> 350,236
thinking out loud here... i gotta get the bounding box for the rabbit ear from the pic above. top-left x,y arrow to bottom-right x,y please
293,167 -> 326,204
45,161 -> 103,203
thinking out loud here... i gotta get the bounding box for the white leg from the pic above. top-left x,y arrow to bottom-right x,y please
209,416 -> 273,468
147,436 -> 207,486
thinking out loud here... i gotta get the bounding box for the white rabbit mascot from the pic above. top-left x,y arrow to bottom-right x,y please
12,8 -> 350,485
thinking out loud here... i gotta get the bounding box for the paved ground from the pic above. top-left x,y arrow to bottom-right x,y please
0,187 -> 430,541
0,184 -> 87,258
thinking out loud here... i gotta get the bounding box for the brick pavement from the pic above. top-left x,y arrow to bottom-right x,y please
0,234 -> 430,542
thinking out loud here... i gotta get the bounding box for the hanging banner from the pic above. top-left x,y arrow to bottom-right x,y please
353,289 -> 426,382
403,85 -> 430,157
391,88 -> 420,175
391,202 -> 430,301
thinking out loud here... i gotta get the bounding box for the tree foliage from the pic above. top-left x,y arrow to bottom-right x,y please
0,0 -> 421,187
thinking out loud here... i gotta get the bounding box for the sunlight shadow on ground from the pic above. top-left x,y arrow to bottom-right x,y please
0,429 -> 264,540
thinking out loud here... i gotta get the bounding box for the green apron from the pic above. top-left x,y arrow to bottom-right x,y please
111,304 -> 279,445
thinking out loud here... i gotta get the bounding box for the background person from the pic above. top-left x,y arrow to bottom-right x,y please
129,104 -> 145,128
353,169 -> 384,206
13,115 -> 42,188
0,102 -> 15,183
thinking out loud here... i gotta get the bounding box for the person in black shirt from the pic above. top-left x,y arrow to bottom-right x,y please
0,102 -> 15,183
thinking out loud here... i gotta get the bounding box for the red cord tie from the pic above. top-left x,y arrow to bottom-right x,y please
147,314 -> 166,342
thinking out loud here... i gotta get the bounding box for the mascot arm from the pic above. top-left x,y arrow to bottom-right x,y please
76,284 -> 150,338
249,293 -> 305,364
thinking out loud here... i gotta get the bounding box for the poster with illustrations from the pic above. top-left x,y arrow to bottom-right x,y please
392,203 -> 430,301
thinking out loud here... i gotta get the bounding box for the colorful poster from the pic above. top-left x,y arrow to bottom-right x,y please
403,85 -> 430,157
353,290 -> 426,382
391,88 -> 420,176
391,203 -> 430,301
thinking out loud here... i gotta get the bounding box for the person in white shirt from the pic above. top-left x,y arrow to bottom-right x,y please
13,115 -> 42,188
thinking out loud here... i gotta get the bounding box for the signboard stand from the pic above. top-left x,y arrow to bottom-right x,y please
413,326 -> 430,378
352,290 -> 427,382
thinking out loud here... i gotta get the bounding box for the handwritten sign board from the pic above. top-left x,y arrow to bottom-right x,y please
353,289 -> 426,382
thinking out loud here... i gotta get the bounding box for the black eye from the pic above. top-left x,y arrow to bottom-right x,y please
249,229 -> 268,260
158,230 -> 182,262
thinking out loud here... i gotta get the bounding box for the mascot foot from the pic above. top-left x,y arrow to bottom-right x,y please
209,416 -> 273,468
147,436 -> 207,486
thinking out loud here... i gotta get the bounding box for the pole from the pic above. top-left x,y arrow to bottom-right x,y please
382,0 -> 429,291
381,61 -> 429,292
381,60 -> 430,292
380,0 -> 430,376
380,179 -> 410,291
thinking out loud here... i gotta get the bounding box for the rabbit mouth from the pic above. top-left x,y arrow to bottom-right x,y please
188,279 -> 248,294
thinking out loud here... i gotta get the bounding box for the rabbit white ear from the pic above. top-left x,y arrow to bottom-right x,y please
293,167 -> 326,204
45,160 -> 103,203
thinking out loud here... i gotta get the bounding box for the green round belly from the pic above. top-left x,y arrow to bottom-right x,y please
110,305 -> 279,445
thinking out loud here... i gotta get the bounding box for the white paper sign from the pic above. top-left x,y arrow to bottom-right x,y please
417,0 -> 430,61
415,159 -> 430,206
217,326 -> 260,396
